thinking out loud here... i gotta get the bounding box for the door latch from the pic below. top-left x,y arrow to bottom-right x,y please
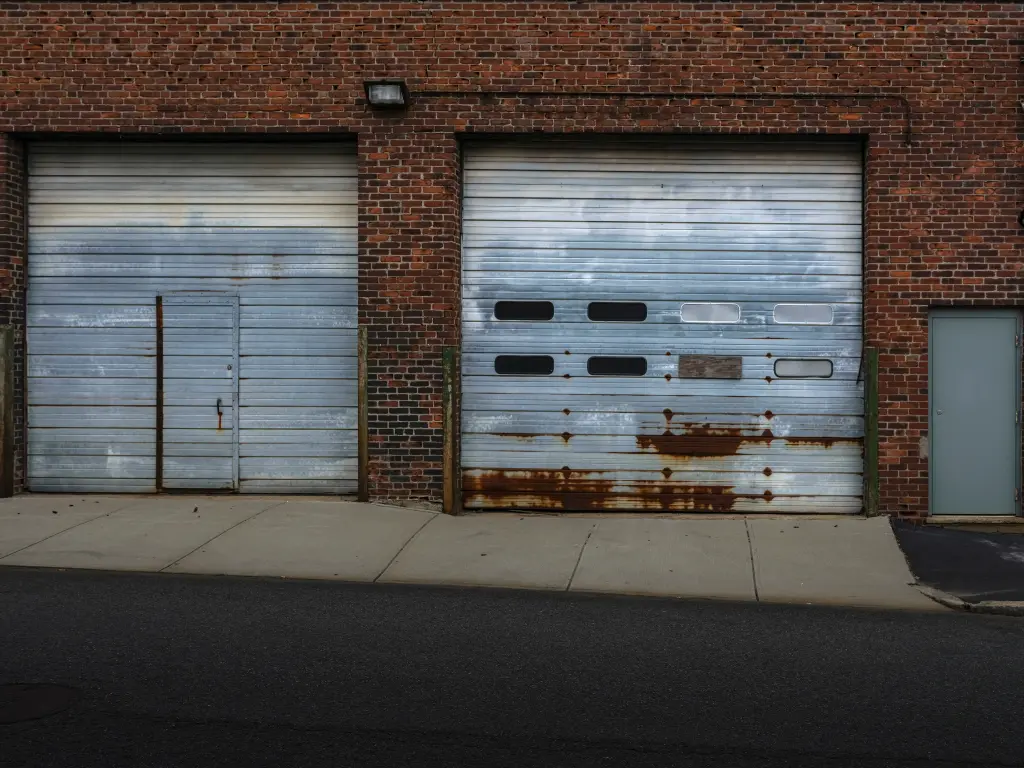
216,398 -> 223,417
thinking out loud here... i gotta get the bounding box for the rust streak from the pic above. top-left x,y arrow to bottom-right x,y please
639,423 -> 748,456
637,427 -> 858,457
467,468 -> 617,511
637,432 -> 745,457
463,479 -> 739,513
778,436 -> 852,448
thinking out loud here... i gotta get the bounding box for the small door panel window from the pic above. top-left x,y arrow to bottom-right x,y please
681,303 -> 741,323
494,355 -> 555,375
587,356 -> 648,376
587,302 -> 648,322
494,301 -> 555,321
774,359 -> 833,378
773,303 -> 834,325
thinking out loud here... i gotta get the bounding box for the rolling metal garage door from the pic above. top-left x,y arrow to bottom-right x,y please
27,141 -> 357,493
461,139 -> 864,513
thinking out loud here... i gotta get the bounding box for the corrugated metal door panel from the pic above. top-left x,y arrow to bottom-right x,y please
27,141 -> 357,494
461,139 -> 864,513
161,296 -> 239,491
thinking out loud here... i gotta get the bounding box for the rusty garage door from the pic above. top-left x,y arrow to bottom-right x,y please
27,141 -> 357,493
460,138 -> 864,513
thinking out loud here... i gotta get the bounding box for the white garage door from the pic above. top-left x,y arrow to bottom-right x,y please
461,139 -> 864,513
27,141 -> 357,493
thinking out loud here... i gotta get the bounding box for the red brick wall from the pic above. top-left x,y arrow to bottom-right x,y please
0,135 -> 26,492
0,3 -> 1021,511
359,129 -> 461,499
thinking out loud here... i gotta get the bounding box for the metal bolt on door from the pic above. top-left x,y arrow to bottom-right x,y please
160,295 -> 240,490
930,309 -> 1021,516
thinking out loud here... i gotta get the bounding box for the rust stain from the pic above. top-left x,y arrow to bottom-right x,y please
637,431 -> 745,457
647,484 -> 738,512
562,408 -> 571,415
673,486 -> 736,512
217,412 -> 223,431
474,417 -> 858,512
639,422 -> 750,456
764,376 -> 773,383
779,436 -> 849,448
467,469 -> 616,511
491,432 -> 576,443
464,469 -> 741,512
487,430 -> 859,451
637,425 -> 858,457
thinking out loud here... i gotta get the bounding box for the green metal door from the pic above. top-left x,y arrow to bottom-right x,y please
930,310 -> 1021,516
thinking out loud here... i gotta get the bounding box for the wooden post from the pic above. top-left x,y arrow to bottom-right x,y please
864,347 -> 880,516
442,345 -> 461,515
0,326 -> 14,497
357,326 -> 369,502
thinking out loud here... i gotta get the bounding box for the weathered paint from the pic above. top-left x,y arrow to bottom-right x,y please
461,138 -> 864,513
160,295 -> 239,491
26,141 -> 357,493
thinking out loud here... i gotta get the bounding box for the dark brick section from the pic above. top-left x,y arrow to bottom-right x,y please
0,135 -> 26,492
0,3 -> 1021,512
359,130 -> 460,501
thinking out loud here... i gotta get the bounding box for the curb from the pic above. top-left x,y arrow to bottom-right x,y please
914,585 -> 1024,617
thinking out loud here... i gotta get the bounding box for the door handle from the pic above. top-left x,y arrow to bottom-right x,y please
216,398 -> 223,417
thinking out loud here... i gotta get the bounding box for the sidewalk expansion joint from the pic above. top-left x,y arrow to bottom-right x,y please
159,500 -> 289,573
373,512 -> 437,582
0,501 -> 139,562
744,519 -> 760,602
566,522 -> 597,591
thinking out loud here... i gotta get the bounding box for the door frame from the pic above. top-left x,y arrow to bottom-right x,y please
928,307 -> 1022,517
158,293 -> 240,492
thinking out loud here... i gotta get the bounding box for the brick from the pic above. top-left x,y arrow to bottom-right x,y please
0,2 -> 1021,513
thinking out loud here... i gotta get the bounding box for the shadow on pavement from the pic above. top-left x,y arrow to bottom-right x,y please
891,518 -> 1024,603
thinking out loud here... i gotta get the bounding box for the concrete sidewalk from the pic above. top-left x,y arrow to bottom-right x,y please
0,494 -> 939,611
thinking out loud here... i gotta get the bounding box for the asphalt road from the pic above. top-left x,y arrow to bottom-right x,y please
1,568 -> 1023,768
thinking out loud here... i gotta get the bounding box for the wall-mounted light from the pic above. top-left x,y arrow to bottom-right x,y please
364,80 -> 409,108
